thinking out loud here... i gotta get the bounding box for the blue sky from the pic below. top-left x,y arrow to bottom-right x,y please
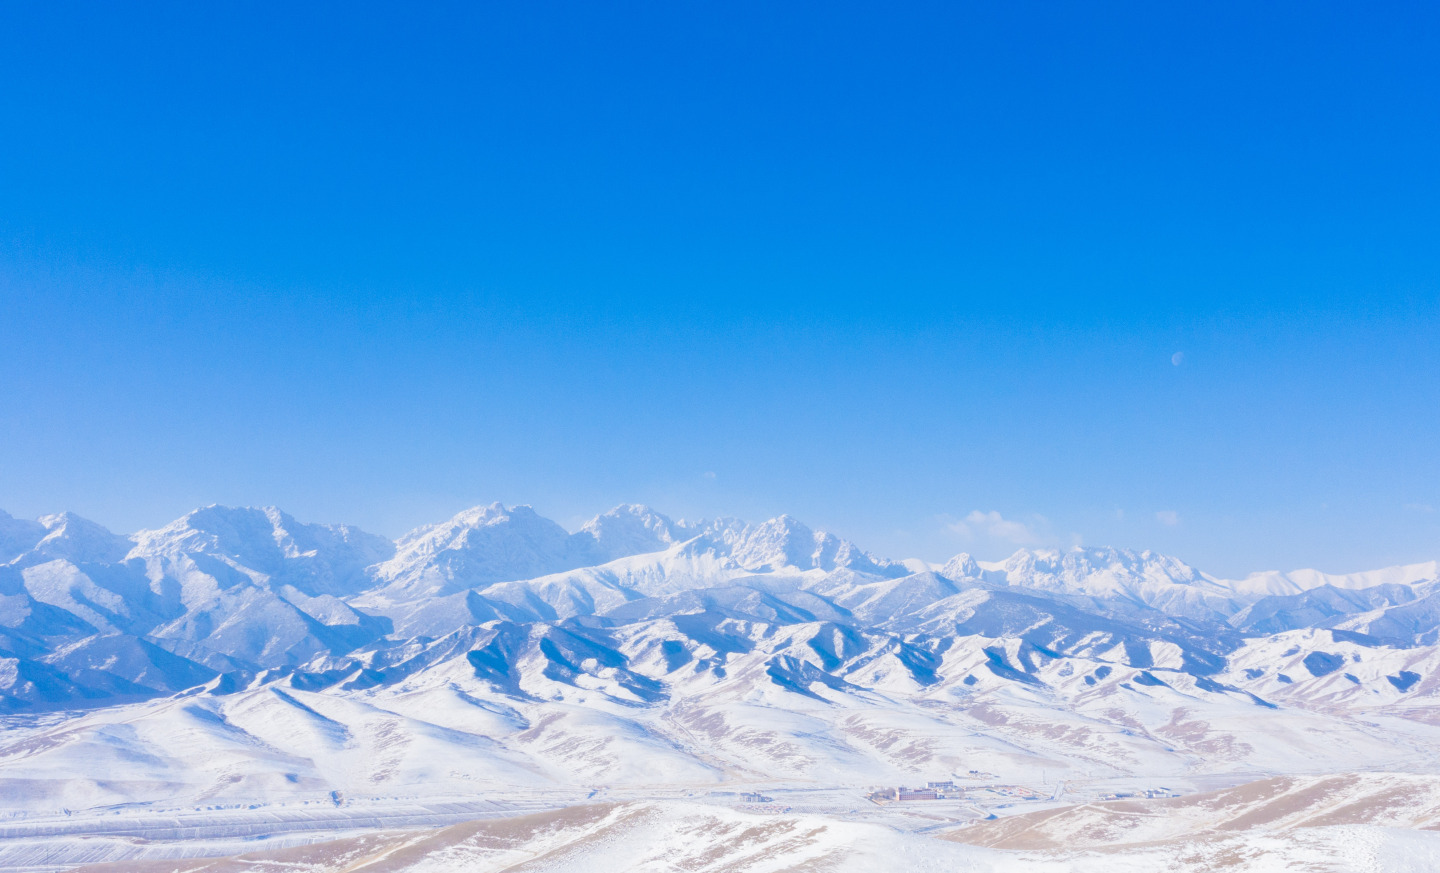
1,2 -> 1437,576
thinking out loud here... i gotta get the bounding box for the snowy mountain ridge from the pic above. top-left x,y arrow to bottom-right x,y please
3,500 -> 1440,834
6,502 -> 1430,604
0,500 -> 1434,714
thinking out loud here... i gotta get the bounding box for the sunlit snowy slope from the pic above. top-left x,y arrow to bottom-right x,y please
48,775 -> 1440,873
2,502 -> 1440,869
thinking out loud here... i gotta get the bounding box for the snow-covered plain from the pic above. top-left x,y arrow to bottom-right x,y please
3,502 -> 1440,870
31,778 -> 1440,873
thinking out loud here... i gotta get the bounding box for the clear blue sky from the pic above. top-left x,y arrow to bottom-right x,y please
1,2 -> 1437,576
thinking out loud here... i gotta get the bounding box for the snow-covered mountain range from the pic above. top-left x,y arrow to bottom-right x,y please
2,502 -> 1439,818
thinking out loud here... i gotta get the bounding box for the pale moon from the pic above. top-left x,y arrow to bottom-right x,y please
1171,351 -> 1185,366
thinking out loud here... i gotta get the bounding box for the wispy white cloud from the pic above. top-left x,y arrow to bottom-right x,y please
1156,510 -> 1180,526
1406,502 -> 1435,513
948,510 -> 1045,546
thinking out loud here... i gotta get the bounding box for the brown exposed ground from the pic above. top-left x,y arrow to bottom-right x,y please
944,772 -> 1440,851
68,803 -> 619,873
61,773 -> 1440,872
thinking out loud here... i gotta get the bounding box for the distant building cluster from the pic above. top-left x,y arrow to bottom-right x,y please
1098,787 -> 1175,800
869,776 -> 1050,804
982,785 -> 1043,799
870,779 -> 959,803
896,787 -> 941,801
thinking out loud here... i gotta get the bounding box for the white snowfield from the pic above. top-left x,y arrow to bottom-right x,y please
1,502 -> 1439,871
33,775 -> 1440,873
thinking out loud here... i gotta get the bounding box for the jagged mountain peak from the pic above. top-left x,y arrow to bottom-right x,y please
941,552 -> 981,579
970,544 -> 1241,622
0,509 -> 130,566
374,502 -> 583,599
127,504 -> 393,597
1220,560 -> 1440,597
453,501 -> 539,524
132,504 -> 390,561
32,511 -> 131,565
366,504 -> 910,605
0,509 -> 51,564
580,504 -> 686,562
131,504 -> 288,552
730,515 -> 823,571
990,545 -> 1207,584
729,514 -> 899,577
391,502 -> 570,552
